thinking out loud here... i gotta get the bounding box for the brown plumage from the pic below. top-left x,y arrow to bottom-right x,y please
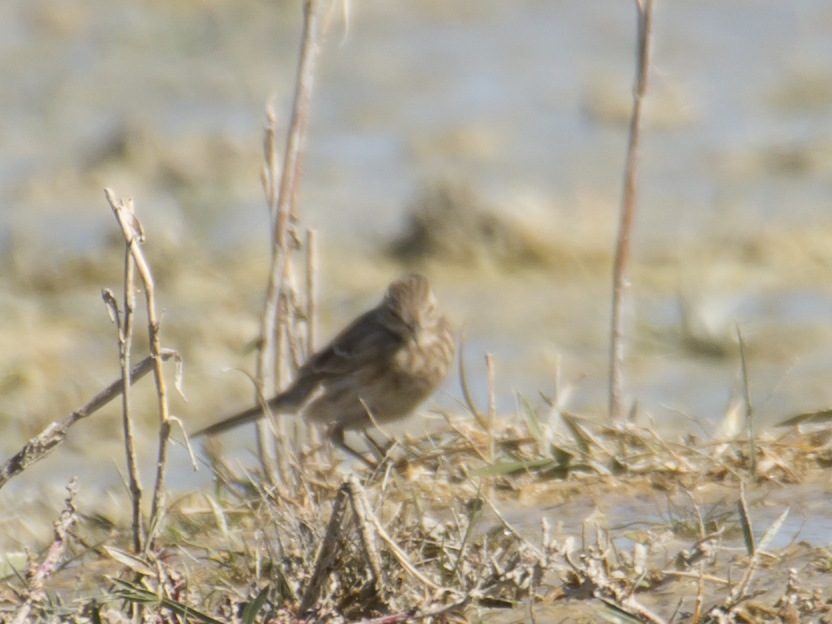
193,274 -> 454,461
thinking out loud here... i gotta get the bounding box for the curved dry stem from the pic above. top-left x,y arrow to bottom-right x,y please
0,351 -> 176,491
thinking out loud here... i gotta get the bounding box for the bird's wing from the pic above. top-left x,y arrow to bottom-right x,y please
301,307 -> 401,378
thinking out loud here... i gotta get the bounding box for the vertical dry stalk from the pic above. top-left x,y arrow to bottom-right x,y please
485,354 -> 496,463
254,0 -> 328,484
608,0 -> 654,423
736,324 -> 756,477
306,228 -> 318,353
113,223 -> 144,553
257,106 -> 283,484
262,104 -> 281,227
105,188 -> 173,551
121,250 -> 144,553
306,228 -> 320,447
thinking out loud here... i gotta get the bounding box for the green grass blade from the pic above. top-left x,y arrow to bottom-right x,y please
241,586 -> 270,624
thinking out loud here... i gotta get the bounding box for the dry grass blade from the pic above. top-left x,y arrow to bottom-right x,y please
458,329 -> 489,430
469,456 -> 556,477
558,408 -> 593,455
518,393 -> 548,456
204,493 -> 232,544
103,546 -> 155,576
756,507 -> 790,554
736,323 -> 756,477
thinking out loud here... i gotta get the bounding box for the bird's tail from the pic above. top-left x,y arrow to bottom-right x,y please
192,380 -> 313,438
192,402 -> 267,437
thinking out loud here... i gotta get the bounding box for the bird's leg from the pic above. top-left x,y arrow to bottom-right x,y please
363,430 -> 395,461
330,424 -> 377,469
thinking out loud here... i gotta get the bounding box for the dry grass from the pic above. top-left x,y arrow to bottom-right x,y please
4,407 -> 832,623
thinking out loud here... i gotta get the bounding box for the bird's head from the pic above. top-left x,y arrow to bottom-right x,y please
383,273 -> 440,340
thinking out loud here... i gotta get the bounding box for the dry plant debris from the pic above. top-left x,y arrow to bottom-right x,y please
5,411 -> 832,623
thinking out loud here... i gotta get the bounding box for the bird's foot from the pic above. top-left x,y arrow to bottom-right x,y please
363,430 -> 396,462
330,425 -> 381,470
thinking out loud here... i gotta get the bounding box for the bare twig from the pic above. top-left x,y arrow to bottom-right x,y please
105,188 -> 173,551
0,351 -> 176,491
107,209 -> 145,554
608,0 -> 654,422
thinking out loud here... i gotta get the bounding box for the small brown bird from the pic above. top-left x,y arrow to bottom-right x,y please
194,274 -> 454,463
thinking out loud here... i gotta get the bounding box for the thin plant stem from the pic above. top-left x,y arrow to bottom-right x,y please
485,353 -> 495,463
305,228 -> 320,448
254,0 -> 327,484
306,228 -> 318,354
118,236 -> 144,553
105,188 -> 173,551
608,0 -> 654,423
0,351 -> 175,491
736,323 -> 756,477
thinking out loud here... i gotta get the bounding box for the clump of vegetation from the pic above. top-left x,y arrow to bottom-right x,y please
6,398 -> 832,623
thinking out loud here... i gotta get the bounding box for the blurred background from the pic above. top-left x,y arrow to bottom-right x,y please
2,0 -> 832,507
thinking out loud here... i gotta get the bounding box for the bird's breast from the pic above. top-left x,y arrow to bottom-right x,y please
392,331 -> 453,388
